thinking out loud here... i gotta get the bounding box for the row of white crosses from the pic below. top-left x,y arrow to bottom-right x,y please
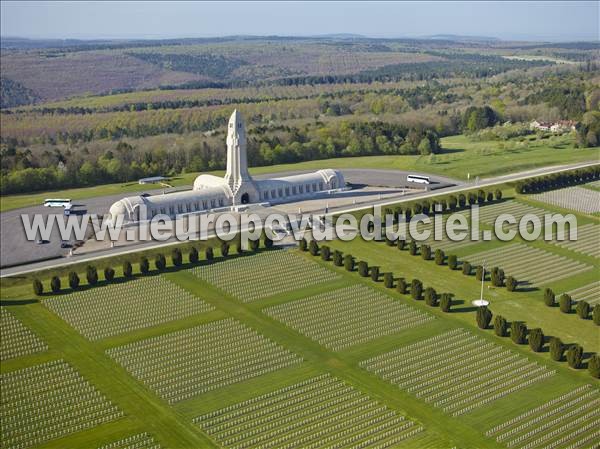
196,374 -> 422,449
521,412 -> 600,449
504,399 -> 599,448
497,391 -> 599,443
452,370 -> 556,417
530,186 -> 600,214
551,223 -> 600,258
107,318 -> 302,403
486,384 -> 592,435
486,384 -> 600,449
44,276 -> 213,341
0,308 -> 48,361
361,329 -> 555,417
466,242 -> 591,288
264,284 -> 434,351
193,250 -> 340,302
1,360 -> 123,449
97,432 -> 161,449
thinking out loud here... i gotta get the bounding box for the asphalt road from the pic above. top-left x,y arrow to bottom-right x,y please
1,161 -> 596,277
0,169 -> 456,269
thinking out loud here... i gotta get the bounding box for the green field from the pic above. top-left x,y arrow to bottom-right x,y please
2,180 -> 600,449
2,208 -> 599,449
1,134 -> 597,212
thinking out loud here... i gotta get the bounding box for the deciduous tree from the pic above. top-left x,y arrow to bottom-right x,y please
50,276 -> 61,293
172,248 -> 182,267
494,315 -> 508,337
220,242 -> 230,257
33,279 -> 43,295
448,254 -> 458,270
358,261 -> 369,277
543,288 -> 555,307
434,249 -> 445,265
511,321 -> 527,344
421,244 -> 431,260
189,247 -> 198,264
86,265 -> 98,285
549,337 -> 564,361
344,254 -> 354,271
409,240 -> 418,256
588,354 -> 600,378
528,328 -> 544,352
396,278 -> 407,295
370,266 -> 380,282
576,301 -> 590,319
155,254 -> 166,271
384,272 -> 394,288
411,279 -> 423,300
506,276 -> 517,292
476,265 -> 484,281
123,260 -> 133,277
309,240 -> 319,256
68,272 -> 80,290
140,257 -> 149,274
559,294 -> 572,313
462,261 -> 472,275
424,287 -> 438,306
476,306 -> 492,329
333,250 -> 343,267
567,344 -> 583,369
104,267 -> 115,282
440,293 -> 453,312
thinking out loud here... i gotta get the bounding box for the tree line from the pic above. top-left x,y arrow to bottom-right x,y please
299,235 -> 598,379
0,120 -> 441,195
33,235 -> 273,296
514,166 -> 600,194
476,306 -> 599,379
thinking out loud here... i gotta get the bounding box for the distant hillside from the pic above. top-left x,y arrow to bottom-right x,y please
0,35 -> 591,105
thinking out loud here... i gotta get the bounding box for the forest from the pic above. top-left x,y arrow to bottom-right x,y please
1,36 -> 599,195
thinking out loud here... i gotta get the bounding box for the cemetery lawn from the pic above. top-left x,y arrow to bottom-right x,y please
1,243 -> 596,448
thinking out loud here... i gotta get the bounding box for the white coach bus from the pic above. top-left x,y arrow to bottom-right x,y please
43,198 -> 72,208
406,175 -> 430,185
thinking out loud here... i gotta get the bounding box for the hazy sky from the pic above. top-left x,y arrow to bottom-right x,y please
1,1 -> 598,42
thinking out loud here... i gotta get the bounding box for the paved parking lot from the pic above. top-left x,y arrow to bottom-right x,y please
0,169 -> 458,267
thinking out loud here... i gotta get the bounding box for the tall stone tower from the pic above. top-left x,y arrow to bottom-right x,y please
224,110 -> 258,205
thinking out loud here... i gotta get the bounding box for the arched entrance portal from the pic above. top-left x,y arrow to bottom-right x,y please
241,193 -> 250,204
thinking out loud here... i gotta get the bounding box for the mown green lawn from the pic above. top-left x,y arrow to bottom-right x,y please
2,134 -> 597,212
1,239 -> 597,449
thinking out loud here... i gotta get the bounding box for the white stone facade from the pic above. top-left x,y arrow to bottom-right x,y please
109,110 -> 345,223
